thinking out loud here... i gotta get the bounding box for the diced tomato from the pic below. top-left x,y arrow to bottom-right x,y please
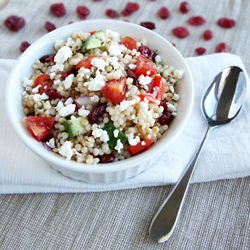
134,55 -> 157,76
101,77 -> 127,104
120,36 -> 137,50
75,56 -> 95,70
149,75 -> 165,101
24,116 -> 55,142
128,139 -> 155,155
33,74 -> 53,94
138,93 -> 160,104
89,30 -> 96,35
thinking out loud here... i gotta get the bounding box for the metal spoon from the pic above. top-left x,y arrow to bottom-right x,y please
149,66 -> 247,243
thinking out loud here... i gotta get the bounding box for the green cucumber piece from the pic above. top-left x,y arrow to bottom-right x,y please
84,31 -> 106,50
103,122 -> 127,149
64,117 -> 85,138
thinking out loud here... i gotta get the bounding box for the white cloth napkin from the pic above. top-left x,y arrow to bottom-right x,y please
0,53 -> 250,194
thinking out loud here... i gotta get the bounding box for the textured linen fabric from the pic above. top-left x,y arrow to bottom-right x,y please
0,54 -> 250,194
0,0 -> 249,249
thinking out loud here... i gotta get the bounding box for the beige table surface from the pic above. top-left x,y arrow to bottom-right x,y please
0,0 -> 249,249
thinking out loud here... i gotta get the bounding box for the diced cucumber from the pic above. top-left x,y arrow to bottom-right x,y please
103,122 -> 127,149
64,117 -> 85,138
84,31 -> 106,50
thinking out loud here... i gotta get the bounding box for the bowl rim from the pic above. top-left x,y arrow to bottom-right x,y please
5,19 -> 194,174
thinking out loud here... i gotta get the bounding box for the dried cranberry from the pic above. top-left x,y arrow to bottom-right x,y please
99,154 -> 115,163
140,21 -> 155,30
50,3 -> 66,17
45,87 -> 62,100
121,2 -> 140,16
4,15 -> 25,32
126,68 -> 139,87
39,54 -> 55,63
20,41 -> 30,53
161,100 -> 168,110
76,5 -> 90,19
188,16 -> 206,26
158,7 -> 170,19
158,111 -> 173,125
44,21 -> 56,32
172,26 -> 190,39
88,103 -> 107,124
203,29 -> 213,41
215,42 -> 229,53
195,47 -> 206,55
105,9 -> 120,18
138,45 -> 157,61
179,1 -> 191,13
61,72 -> 69,80
217,17 -> 236,29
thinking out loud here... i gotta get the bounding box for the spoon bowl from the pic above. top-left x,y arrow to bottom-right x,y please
149,66 -> 247,243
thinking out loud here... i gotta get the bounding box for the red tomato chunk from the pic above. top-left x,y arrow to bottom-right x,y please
24,116 -> 55,141
134,55 -> 157,76
128,139 -> 155,155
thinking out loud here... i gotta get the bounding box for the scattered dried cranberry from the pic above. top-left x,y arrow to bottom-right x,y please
88,103 -> 107,124
105,9 -> 120,18
195,47 -> 206,55
39,54 -> 55,63
138,45 -> 157,61
179,1 -> 191,13
158,111 -> 173,125
99,153 -> 115,163
158,7 -> 170,19
45,87 -> 62,100
203,29 -> 213,41
215,42 -> 229,53
4,15 -> 25,32
44,21 -> 56,32
172,26 -> 190,39
121,2 -> 140,16
20,41 -> 30,52
76,5 -> 90,19
217,17 -> 236,29
140,21 -> 155,30
188,16 -> 206,26
50,3 -> 66,17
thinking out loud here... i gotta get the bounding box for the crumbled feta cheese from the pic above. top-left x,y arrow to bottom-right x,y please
85,75 -> 106,91
54,46 -> 72,71
138,75 -> 152,87
119,99 -> 138,112
53,79 -> 61,85
33,93 -> 48,102
115,139 -> 123,153
155,55 -> 161,64
49,72 -> 56,79
128,64 -> 136,69
46,138 -> 55,148
141,141 -> 146,146
78,107 -> 90,117
23,77 -> 33,88
146,71 -> 151,76
58,104 -> 76,117
174,69 -> 184,79
113,129 -> 119,138
78,67 -> 91,79
90,95 -> 99,103
56,101 -> 64,111
107,57 -> 120,70
107,70 -> 122,80
127,133 -> 140,146
126,77 -> 134,85
92,126 -> 109,143
108,43 -> 123,56
55,46 -> 72,64
65,97 -> 73,105
58,141 -> 73,160
91,58 -> 106,71
64,74 -> 74,89
32,85 -> 40,93
105,29 -> 120,40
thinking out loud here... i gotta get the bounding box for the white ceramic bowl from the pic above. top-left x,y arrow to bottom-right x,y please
6,20 -> 194,184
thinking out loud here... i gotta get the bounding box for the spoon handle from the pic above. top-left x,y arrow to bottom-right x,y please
149,126 -> 211,243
